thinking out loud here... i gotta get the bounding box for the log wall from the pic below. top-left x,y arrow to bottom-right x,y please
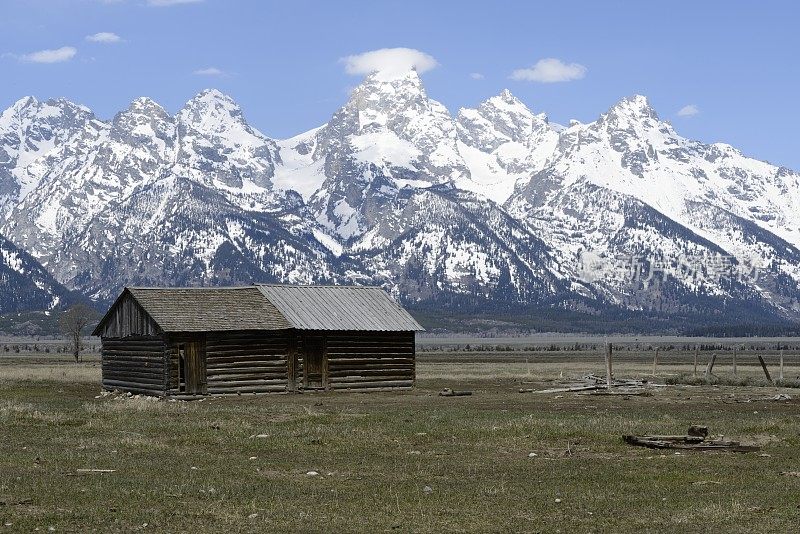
322,331 -> 415,390
101,329 -> 414,396
165,330 -> 291,395
101,336 -> 167,396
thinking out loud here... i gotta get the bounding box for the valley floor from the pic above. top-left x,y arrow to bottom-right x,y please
1,354 -> 799,532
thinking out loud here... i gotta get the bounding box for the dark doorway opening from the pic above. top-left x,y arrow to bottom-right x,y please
304,337 -> 325,389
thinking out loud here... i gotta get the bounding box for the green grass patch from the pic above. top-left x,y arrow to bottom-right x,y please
1,360 -> 799,532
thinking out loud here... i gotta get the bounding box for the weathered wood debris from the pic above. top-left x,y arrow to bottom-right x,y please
439,388 -> 472,397
520,374 -> 661,395
623,426 -> 759,453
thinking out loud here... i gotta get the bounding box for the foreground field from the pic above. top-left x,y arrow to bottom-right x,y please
1,354 -> 799,532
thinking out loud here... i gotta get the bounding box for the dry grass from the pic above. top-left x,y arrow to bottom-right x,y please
0,362 -> 100,383
1,353 -> 799,532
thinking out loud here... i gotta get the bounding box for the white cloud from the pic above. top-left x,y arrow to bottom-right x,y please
147,0 -> 203,6
469,72 -> 484,80
193,67 -> 224,76
340,47 -> 438,81
677,104 -> 699,117
86,32 -> 122,43
20,46 -> 77,64
510,58 -> 586,83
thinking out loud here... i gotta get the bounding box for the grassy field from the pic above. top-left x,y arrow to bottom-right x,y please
2,352 -> 800,532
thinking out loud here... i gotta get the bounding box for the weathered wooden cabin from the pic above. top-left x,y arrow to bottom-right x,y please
92,284 -> 423,396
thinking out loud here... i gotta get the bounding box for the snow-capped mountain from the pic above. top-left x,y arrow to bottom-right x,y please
0,96 -> 96,211
283,70 -> 470,242
507,96 -> 800,316
1,72 -> 799,325
0,232 -> 76,314
456,89 -> 560,203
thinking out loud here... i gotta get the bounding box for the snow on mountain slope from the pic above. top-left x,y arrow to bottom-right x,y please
0,96 -> 96,210
273,126 -> 327,200
55,176 -> 348,300
0,232 -> 76,313
295,70 -> 471,240
515,95 -> 800,249
507,95 -> 800,315
2,97 -> 175,260
455,90 -> 559,203
175,89 -> 281,190
347,182 -> 573,304
2,77 -> 800,320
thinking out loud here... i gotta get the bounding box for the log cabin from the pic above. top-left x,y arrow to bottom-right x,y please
91,284 -> 423,397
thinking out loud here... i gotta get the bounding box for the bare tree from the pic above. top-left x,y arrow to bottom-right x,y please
58,305 -> 97,363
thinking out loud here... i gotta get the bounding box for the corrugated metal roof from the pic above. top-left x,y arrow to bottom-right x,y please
127,287 -> 292,332
255,284 -> 424,331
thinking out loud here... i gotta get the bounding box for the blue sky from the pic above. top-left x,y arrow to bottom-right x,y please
2,0 -> 799,168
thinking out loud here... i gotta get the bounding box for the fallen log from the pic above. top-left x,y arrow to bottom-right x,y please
533,385 -> 606,394
623,426 -> 759,453
439,388 -> 472,397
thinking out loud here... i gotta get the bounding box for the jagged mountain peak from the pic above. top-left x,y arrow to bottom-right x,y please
125,96 -> 168,114
178,88 -> 254,135
1,95 -> 93,124
174,89 -> 278,190
455,88 -> 559,202
183,88 -> 241,112
601,94 -> 659,123
488,88 -> 529,110
2,84 -> 800,323
348,69 -> 429,112
5,95 -> 40,112
359,65 -> 426,84
112,97 -> 174,144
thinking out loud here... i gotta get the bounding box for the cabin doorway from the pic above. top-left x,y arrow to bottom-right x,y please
178,340 -> 206,395
304,336 -> 326,389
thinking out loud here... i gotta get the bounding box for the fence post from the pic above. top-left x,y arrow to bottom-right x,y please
705,353 -> 717,380
652,348 -> 659,377
694,345 -> 699,377
732,347 -> 737,377
605,342 -> 613,387
779,350 -> 784,382
758,354 -> 773,384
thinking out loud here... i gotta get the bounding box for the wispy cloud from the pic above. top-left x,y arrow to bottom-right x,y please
677,104 -> 699,117
147,0 -> 203,6
19,46 -> 77,64
510,58 -> 586,83
86,32 -> 122,43
340,47 -> 438,80
193,67 -> 224,76
469,72 -> 484,80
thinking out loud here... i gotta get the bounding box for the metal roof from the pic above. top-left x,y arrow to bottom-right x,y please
125,287 -> 292,332
255,284 -> 424,331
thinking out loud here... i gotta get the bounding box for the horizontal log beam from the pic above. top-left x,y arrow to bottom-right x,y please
328,358 -> 414,368
102,379 -> 165,393
329,380 -> 414,389
205,360 -> 286,370
205,346 -> 288,355
207,372 -> 288,381
206,365 -> 287,375
205,355 -> 287,363
206,379 -> 288,388
206,385 -> 287,394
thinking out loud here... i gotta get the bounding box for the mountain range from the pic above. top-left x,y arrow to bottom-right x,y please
1,69 -> 799,328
